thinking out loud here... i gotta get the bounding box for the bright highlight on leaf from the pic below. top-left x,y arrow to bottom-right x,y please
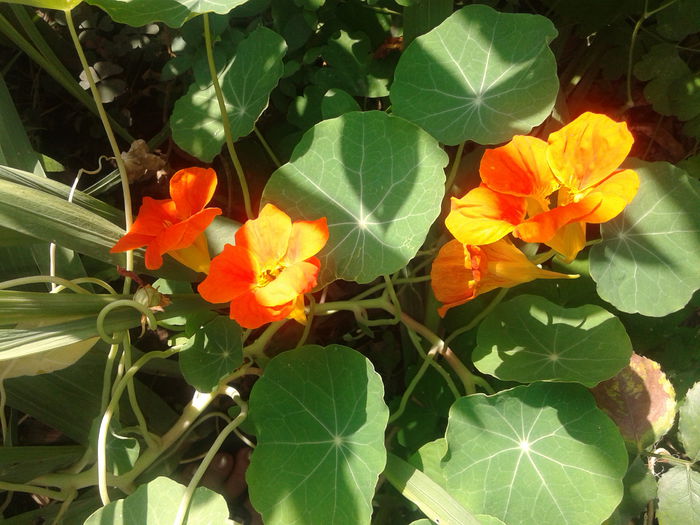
198,203 -> 328,329
111,167 -> 221,273
447,112 -> 640,262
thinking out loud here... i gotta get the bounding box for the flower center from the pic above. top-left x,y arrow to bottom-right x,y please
257,265 -> 283,287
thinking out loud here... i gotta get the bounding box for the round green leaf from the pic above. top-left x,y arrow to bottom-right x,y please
390,4 -> 559,145
679,381 -> 700,461
6,0 -> 81,9
262,111 -> 448,284
178,316 -> 243,393
171,27 -> 287,162
590,160 -> 700,316
473,295 -> 632,387
442,383 -> 628,525
84,476 -> 228,524
657,466 -> 700,525
247,344 -> 389,525
86,0 -> 251,27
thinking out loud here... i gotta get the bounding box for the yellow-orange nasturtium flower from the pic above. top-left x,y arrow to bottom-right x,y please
111,167 -> 222,273
446,112 -> 640,261
198,203 -> 329,330
430,238 -> 576,317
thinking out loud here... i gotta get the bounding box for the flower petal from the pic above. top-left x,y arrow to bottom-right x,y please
544,222 -> 586,263
446,186 -> 526,245
229,291 -> 294,329
513,193 -> 601,243
157,207 -> 222,254
254,259 -> 320,307
284,218 -> 329,264
547,112 -> 634,192
480,135 -> 559,198
576,169 -> 640,224
111,232 -> 155,254
430,240 -> 475,317
111,197 -> 176,253
170,167 -> 218,218
198,244 -> 259,304
235,203 -> 292,269
169,233 -> 212,274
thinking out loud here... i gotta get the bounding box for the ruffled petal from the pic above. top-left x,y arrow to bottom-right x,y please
575,169 -> 640,224
544,222 -> 586,263
168,233 -> 211,273
229,291 -> 294,329
235,203 -> 292,269
284,218 -> 329,264
254,259 -> 320,307
144,240 -> 165,270
547,112 -> 634,192
446,186 -> 526,245
198,244 -> 258,304
513,193 -> 601,243
480,135 -> 559,198
170,167 -> 218,218
111,232 -> 154,254
130,197 -> 178,234
430,240 -> 476,317
157,207 -> 222,254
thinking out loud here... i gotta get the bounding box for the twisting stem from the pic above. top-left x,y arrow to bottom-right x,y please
203,13 -> 253,219
444,142 -> 466,193
444,288 -> 509,348
254,126 -> 282,168
64,9 -> 134,284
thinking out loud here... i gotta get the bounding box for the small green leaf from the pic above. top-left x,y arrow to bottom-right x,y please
263,111 -> 447,284
670,73 -> 700,121
86,0 -> 251,27
655,0 -> 700,40
321,89 -> 361,120
589,160 -> 700,316
590,353 -> 677,453
171,26 -> 287,162
634,44 -> 690,116
679,381 -> 700,461
610,456 -> 658,524
473,295 -> 632,387
84,476 -> 229,524
391,4 -> 559,145
442,383 -> 628,525
247,344 -> 389,525
656,466 -> 700,525
179,316 -> 243,392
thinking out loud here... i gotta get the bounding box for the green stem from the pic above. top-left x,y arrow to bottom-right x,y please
0,275 -> 91,293
0,481 -> 66,501
64,9 -> 134,282
444,288 -> 509,348
96,300 -> 157,345
254,126 -> 282,168
203,13 -> 253,219
444,142 -> 466,193
244,320 -> 286,360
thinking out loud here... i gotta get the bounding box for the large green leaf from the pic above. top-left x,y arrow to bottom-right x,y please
589,160 -> 700,316
390,4 -> 559,145
656,466 -> 700,525
171,26 -> 287,162
0,77 -> 44,175
679,381 -> 700,461
442,383 -> 628,525
0,445 -> 84,483
0,179 -> 197,281
263,111 -> 447,284
86,0 -> 251,27
247,344 -> 389,525
472,295 -> 632,387
84,476 -> 229,524
179,315 -> 243,392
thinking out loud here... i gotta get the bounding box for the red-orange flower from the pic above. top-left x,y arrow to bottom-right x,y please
431,238 -> 576,317
446,113 -> 639,261
198,204 -> 329,329
111,167 -> 221,273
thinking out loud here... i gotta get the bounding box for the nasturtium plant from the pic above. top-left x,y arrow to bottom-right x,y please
0,0 -> 697,523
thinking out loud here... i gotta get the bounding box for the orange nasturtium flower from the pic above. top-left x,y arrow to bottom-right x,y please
198,204 -> 329,329
111,167 -> 222,273
446,112 -> 640,261
431,238 -> 576,316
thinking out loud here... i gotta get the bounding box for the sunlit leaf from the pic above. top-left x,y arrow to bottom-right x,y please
84,476 -> 228,524
589,160 -> 700,316
247,344 -> 389,525
86,0 -> 252,27
263,111 -> 447,284
657,466 -> 700,525
591,353 -> 677,453
679,381 -> 700,461
171,27 -> 286,162
473,295 -> 632,386
442,383 -> 628,525
391,4 -> 558,145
